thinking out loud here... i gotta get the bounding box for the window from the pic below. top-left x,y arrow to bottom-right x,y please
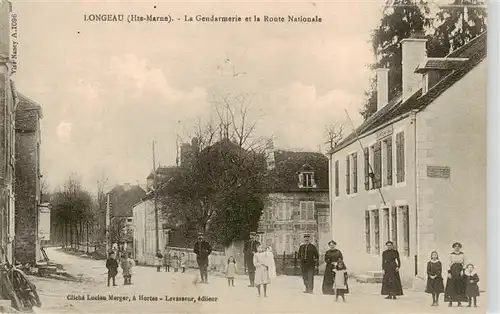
364,148 -> 370,190
401,205 -> 410,257
373,210 -> 380,254
285,202 -> 292,220
396,132 -> 405,183
334,161 -> 339,197
278,204 -> 284,221
300,201 -> 314,221
303,172 -> 313,187
345,156 -> 350,194
352,152 -> 358,193
391,206 -> 398,248
127,218 -> 133,223
384,138 -> 393,186
365,211 -> 371,253
373,142 -> 382,189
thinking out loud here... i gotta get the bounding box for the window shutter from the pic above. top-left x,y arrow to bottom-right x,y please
334,161 -> 339,197
374,142 -> 382,189
396,132 -> 405,183
365,211 -> 371,253
364,147 -> 369,190
387,139 -> 393,185
345,156 -> 350,194
352,153 -> 358,193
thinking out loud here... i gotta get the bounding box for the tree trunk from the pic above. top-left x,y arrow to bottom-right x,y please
75,222 -> 79,251
69,222 -> 73,249
86,223 -> 89,253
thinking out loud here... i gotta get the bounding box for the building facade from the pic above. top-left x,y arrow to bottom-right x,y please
258,150 -> 329,255
328,33 -> 486,289
14,93 -> 42,264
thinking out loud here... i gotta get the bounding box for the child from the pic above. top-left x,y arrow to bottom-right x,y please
172,253 -> 180,272
105,252 -> 118,287
155,250 -> 163,272
164,248 -> 171,272
425,251 -> 445,306
226,256 -> 237,287
253,244 -> 270,297
464,264 -> 480,307
333,259 -> 349,302
180,252 -> 187,273
121,253 -> 135,285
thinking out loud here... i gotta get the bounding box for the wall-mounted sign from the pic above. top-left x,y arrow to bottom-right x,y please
427,166 -> 451,179
376,125 -> 394,140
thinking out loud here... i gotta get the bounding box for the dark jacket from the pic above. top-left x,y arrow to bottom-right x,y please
193,240 -> 212,260
298,243 -> 319,268
106,258 -> 119,276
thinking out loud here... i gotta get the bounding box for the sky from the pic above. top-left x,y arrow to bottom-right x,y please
12,0 -> 388,193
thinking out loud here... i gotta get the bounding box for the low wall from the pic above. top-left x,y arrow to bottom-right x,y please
141,246 -> 227,272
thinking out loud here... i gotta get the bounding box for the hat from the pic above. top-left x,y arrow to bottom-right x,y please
197,232 -> 204,237
303,234 -> 311,238
249,232 -> 256,236
452,242 -> 462,249
385,240 -> 394,245
328,240 -> 337,246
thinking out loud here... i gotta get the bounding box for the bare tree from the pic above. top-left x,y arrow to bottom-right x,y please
325,122 -> 345,152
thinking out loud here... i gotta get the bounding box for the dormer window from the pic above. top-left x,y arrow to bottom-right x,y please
298,162 -> 318,188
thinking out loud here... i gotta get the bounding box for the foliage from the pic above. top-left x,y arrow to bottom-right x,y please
360,0 -> 487,121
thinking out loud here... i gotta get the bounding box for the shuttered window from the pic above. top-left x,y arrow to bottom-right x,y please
345,156 -> 350,194
365,211 -> 371,253
391,206 -> 398,248
396,132 -> 405,183
401,205 -> 410,257
373,142 -> 382,189
373,210 -> 380,254
364,148 -> 370,190
386,138 -> 393,186
334,161 -> 339,197
352,153 -> 358,193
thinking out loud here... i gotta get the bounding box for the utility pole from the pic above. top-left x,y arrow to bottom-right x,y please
153,141 -> 160,253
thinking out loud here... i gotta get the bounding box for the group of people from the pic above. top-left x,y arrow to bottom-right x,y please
242,232 -> 277,297
380,240 -> 480,308
105,251 -> 135,286
155,250 -> 187,273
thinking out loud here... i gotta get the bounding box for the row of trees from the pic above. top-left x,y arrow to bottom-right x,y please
360,0 -> 487,120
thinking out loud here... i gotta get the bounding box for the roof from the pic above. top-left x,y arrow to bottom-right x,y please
108,184 -> 146,217
415,58 -> 468,73
147,166 -> 179,180
16,93 -> 43,131
268,150 -> 329,192
331,31 -> 487,154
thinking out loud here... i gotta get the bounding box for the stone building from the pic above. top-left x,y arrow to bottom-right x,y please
14,93 -> 42,264
328,32 -> 487,289
258,150 -> 329,255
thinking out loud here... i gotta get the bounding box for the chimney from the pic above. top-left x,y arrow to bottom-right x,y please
401,33 -> 428,101
376,68 -> 389,111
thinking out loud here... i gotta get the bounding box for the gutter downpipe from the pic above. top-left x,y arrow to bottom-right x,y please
410,109 -> 419,278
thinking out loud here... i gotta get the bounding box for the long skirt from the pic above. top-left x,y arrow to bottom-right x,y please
254,265 -> 270,285
322,264 -> 335,295
381,269 -> 404,296
425,276 -> 445,294
444,264 -> 467,302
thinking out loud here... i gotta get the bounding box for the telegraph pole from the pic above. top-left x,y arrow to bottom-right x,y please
152,141 -> 160,253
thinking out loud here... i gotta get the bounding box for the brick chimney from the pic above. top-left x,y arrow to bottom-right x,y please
401,32 -> 428,101
376,68 -> 389,111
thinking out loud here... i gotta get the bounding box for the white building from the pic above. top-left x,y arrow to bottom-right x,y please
328,32 -> 486,289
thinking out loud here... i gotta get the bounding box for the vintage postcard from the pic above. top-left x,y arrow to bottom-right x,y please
0,0 -> 489,313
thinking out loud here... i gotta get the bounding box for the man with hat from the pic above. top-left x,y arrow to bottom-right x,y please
193,232 -> 212,283
298,234 -> 319,293
244,231 -> 260,287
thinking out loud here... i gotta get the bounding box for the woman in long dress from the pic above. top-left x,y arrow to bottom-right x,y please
253,244 -> 271,297
381,241 -> 403,299
444,242 -> 468,307
322,240 -> 343,295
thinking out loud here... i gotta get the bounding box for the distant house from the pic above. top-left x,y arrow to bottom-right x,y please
258,150 -> 329,255
328,32 -> 486,288
133,166 -> 180,264
106,184 -> 146,250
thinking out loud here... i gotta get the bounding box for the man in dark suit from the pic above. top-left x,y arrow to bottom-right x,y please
298,234 -> 319,294
193,232 -> 212,283
243,231 -> 260,287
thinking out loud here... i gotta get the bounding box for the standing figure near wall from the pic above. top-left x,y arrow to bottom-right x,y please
243,232 -> 260,287
193,232 -> 212,283
298,234 -> 319,294
322,240 -> 344,295
444,242 -> 468,307
381,241 -> 403,299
